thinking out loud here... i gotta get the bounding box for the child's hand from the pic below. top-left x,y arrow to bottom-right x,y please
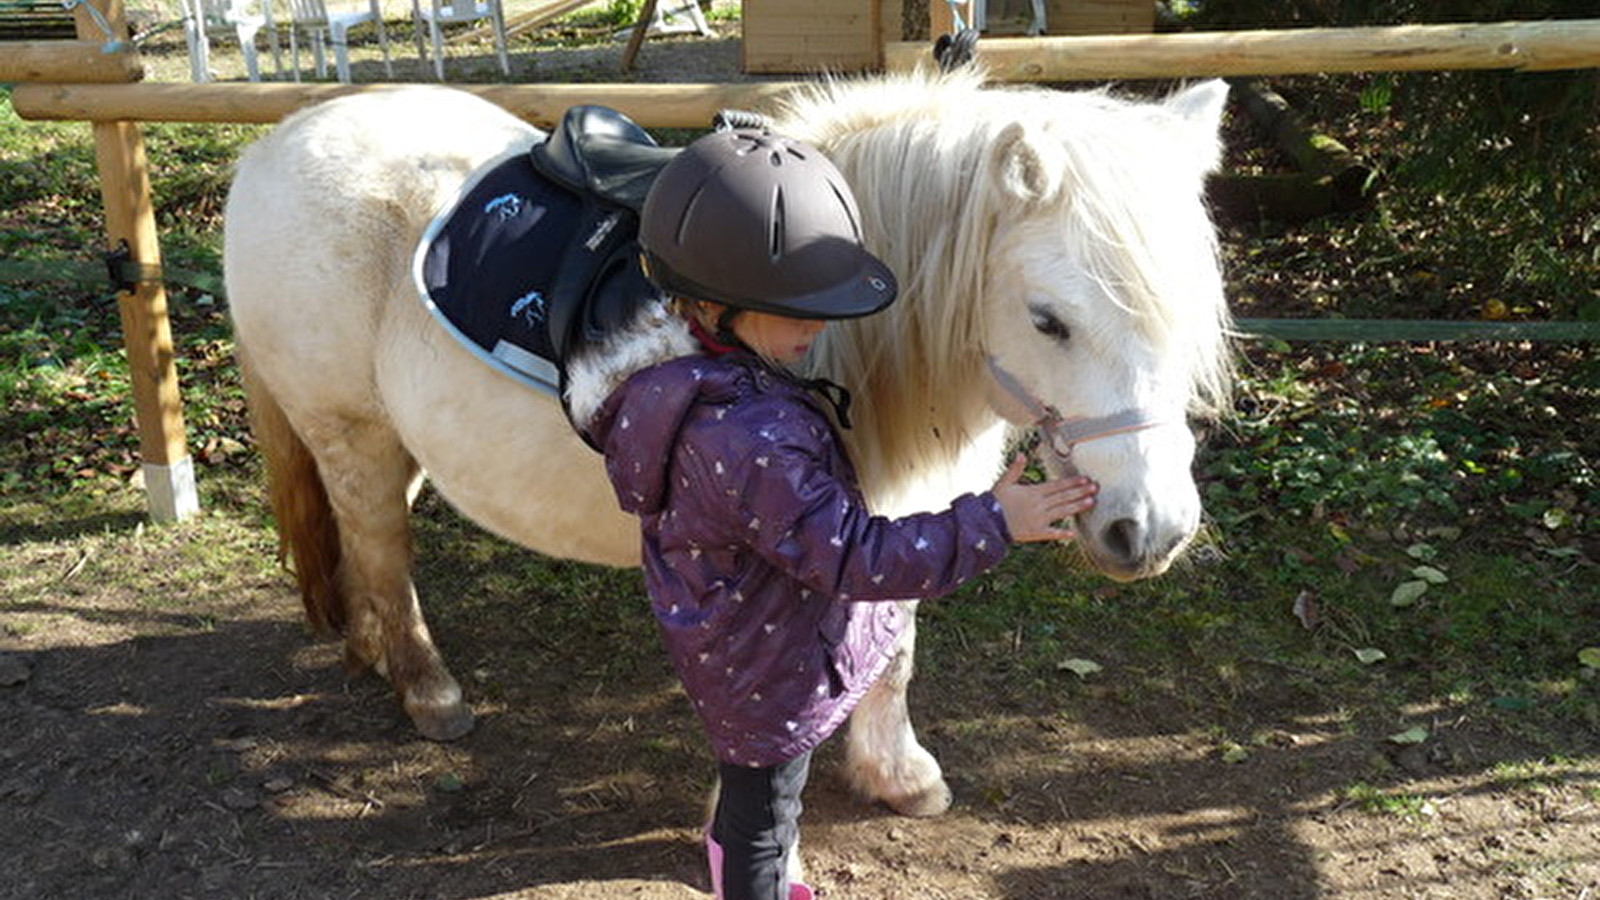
991,454 -> 1097,543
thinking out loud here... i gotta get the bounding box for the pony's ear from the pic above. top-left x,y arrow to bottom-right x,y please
1162,79 -> 1230,174
991,121 -> 1069,204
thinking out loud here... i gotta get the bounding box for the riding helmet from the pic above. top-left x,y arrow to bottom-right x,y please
639,129 -> 897,320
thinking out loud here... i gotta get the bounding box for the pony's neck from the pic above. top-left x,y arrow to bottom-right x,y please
812,317 -> 995,508
789,78 -> 1013,507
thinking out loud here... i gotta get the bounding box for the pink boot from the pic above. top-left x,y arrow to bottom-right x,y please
706,832 -> 814,900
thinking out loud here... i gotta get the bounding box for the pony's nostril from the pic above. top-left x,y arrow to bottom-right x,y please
1102,518 -> 1141,564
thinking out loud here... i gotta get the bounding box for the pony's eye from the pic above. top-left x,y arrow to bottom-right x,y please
1029,306 -> 1071,343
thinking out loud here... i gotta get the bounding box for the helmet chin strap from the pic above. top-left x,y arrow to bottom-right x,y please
985,356 -> 1184,476
714,307 -> 745,349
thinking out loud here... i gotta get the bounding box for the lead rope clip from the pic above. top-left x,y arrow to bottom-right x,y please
59,0 -> 129,53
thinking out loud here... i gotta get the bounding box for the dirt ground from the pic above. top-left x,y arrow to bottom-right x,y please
3,501 -> 1598,900
5,17 -> 1599,900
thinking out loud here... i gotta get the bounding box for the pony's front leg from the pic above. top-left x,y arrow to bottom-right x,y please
844,605 -> 951,817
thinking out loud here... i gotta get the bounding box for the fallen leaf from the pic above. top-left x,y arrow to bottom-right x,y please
1390,580 -> 1429,607
1292,591 -> 1318,630
1410,565 -> 1449,584
1057,658 -> 1103,678
1353,647 -> 1387,665
1387,726 -> 1429,745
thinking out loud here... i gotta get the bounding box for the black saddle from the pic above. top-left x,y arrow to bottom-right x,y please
528,105 -> 682,368
415,105 -> 681,439
531,104 -> 681,213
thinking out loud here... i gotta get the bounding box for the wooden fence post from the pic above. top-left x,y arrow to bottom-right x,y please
73,0 -> 198,522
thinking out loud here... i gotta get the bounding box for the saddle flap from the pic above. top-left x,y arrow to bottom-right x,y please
531,104 -> 680,212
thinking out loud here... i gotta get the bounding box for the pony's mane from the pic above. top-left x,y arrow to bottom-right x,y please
772,71 -> 1233,499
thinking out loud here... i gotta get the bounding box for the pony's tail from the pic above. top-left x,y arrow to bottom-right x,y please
240,353 -> 346,637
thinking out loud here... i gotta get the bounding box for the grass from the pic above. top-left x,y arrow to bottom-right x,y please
1486,756 -> 1594,794
1339,782 -> 1438,820
0,87 -> 264,510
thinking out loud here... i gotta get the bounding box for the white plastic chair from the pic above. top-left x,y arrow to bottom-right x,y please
183,0 -> 282,82
616,0 -> 709,43
410,0 -> 509,80
283,0 -> 393,83
950,0 -> 1048,35
645,0 -> 709,37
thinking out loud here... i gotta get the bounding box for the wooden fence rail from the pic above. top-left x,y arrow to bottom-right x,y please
11,81 -> 805,128
0,39 -> 143,82
886,19 -> 1600,80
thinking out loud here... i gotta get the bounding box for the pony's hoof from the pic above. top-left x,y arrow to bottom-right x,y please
408,700 -> 475,742
848,743 -> 952,817
881,778 -> 952,818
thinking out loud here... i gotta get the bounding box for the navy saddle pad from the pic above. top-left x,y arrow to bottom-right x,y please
413,146 -> 663,398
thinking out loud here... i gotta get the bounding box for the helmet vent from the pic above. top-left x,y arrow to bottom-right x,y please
675,184 -> 707,246
769,187 -> 786,261
829,181 -> 863,239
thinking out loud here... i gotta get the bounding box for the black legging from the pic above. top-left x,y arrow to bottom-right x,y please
711,751 -> 812,900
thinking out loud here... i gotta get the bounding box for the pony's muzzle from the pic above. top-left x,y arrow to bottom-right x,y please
1065,450 -> 1202,581
1087,512 -> 1196,581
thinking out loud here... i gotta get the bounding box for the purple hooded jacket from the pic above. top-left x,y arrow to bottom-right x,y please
588,352 -> 1011,768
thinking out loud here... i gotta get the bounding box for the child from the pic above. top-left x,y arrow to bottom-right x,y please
578,128 -> 1098,900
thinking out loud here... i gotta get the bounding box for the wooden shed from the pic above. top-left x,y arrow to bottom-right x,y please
741,0 -> 1153,74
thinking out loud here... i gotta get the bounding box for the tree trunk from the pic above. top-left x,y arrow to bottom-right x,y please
1229,77 -> 1377,212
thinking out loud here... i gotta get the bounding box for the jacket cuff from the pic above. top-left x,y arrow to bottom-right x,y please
962,490 -> 1014,551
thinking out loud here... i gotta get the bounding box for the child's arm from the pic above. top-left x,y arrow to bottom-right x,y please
735,443 -> 1089,603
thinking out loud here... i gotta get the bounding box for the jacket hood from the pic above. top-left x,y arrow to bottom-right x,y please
564,299 -> 698,436
586,357 -> 723,515
574,306 -> 758,516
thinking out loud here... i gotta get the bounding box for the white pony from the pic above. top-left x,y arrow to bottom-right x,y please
224,70 -> 1232,817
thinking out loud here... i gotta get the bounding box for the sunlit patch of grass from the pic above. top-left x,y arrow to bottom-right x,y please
1487,757 -> 1577,794
1339,782 -> 1437,820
